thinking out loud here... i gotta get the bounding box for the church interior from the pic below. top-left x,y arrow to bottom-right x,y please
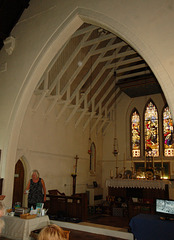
1,1 -> 174,240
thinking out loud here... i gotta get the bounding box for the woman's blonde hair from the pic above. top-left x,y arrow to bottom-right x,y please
38,224 -> 66,240
31,169 -> 40,178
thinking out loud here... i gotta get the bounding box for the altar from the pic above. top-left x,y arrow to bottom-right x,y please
106,179 -> 169,199
106,179 -> 170,218
106,179 -> 170,190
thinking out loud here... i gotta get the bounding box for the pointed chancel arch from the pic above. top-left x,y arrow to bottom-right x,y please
163,105 -> 174,157
2,3 -> 174,206
131,108 -> 140,158
144,99 -> 159,157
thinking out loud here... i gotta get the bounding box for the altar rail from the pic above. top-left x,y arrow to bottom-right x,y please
46,193 -> 88,221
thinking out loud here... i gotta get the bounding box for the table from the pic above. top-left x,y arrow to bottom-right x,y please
129,214 -> 174,240
1,215 -> 50,240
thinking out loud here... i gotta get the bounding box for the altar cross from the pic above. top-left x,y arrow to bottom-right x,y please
74,155 -> 79,174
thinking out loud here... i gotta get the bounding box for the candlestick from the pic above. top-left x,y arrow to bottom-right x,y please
115,167 -> 119,178
124,153 -> 126,168
110,169 -> 114,179
131,156 -> 133,168
131,157 -> 134,173
123,167 -> 126,176
131,166 -> 134,176
115,155 -> 118,168
161,155 -> 163,168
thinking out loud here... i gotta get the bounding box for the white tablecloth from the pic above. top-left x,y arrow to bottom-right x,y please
106,179 -> 170,190
1,215 -> 50,240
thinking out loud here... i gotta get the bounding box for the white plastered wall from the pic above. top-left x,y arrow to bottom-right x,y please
17,95 -> 103,207
0,0 -> 174,206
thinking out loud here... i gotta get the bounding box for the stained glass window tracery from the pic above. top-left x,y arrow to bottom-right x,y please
131,109 -> 140,157
144,101 -> 159,157
163,106 -> 174,157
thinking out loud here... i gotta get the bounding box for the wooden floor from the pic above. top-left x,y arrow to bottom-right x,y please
0,215 -> 131,240
87,214 -> 130,229
64,215 -> 130,240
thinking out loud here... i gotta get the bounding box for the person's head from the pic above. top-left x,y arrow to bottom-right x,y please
38,224 -> 66,240
31,170 -> 40,180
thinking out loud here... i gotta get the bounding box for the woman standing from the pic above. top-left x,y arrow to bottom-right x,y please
24,170 -> 46,209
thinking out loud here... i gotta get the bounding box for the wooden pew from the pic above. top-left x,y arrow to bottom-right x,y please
46,191 -> 88,221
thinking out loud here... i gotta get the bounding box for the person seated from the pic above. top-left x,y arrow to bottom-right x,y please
38,224 -> 67,240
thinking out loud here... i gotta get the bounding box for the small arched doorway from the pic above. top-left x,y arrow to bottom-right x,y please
12,159 -> 24,207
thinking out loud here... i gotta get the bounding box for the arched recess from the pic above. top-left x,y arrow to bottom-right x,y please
12,156 -> 30,208
12,159 -> 24,207
90,142 -> 96,175
2,6 -> 173,205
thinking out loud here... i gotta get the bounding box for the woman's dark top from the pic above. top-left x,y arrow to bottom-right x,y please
28,178 -> 44,205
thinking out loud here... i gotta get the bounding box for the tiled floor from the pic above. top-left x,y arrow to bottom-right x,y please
0,215 -> 131,240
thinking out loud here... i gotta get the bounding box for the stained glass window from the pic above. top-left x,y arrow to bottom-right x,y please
163,106 -> 174,156
144,101 -> 159,157
131,109 -> 140,157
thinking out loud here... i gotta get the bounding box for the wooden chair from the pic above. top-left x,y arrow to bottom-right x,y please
64,230 -> 70,240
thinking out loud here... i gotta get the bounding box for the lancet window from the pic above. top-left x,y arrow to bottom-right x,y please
144,101 -> 159,157
131,109 -> 140,157
163,106 -> 174,157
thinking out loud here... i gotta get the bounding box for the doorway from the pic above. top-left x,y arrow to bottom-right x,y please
12,159 -> 24,207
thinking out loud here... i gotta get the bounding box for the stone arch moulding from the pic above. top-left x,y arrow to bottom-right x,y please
2,7 -> 173,205
1,12 -> 84,181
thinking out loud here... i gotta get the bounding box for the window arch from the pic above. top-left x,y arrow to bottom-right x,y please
131,108 -> 140,157
144,100 -> 159,157
163,105 -> 174,157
